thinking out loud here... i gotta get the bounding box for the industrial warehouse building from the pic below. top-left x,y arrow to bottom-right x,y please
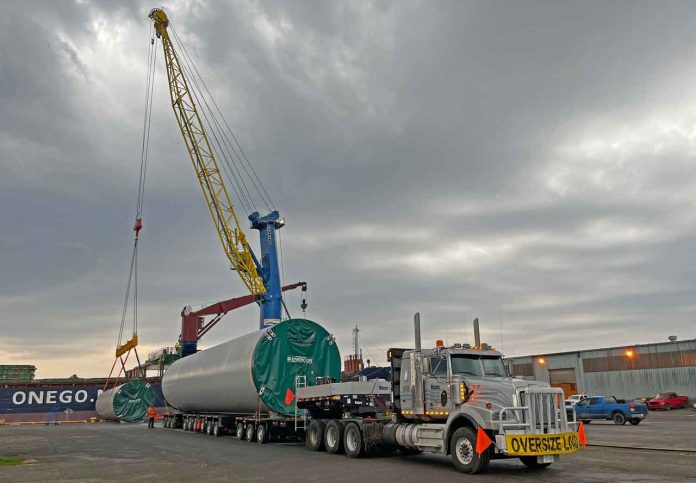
505,338 -> 696,400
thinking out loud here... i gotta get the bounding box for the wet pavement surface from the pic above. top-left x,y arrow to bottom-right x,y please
1,410 -> 695,482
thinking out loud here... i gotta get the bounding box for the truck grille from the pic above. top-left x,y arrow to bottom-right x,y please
499,386 -> 575,435
519,387 -> 568,434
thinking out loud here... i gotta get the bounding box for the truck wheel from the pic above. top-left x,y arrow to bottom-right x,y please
665,404 -> 671,411
306,420 -> 326,451
450,427 -> 490,474
324,420 -> 344,454
246,423 -> 256,442
236,424 -> 245,440
256,424 -> 267,444
520,456 -> 552,469
629,419 -> 641,425
613,412 -> 626,425
343,422 -> 364,458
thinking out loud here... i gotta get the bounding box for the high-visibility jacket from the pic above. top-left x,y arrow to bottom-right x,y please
147,406 -> 156,418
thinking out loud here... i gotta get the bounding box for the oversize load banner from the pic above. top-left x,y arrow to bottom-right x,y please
505,432 -> 580,456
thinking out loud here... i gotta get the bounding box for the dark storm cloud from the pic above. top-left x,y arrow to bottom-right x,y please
2,0 -> 696,376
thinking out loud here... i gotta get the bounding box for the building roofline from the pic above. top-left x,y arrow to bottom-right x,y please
505,337 -> 696,360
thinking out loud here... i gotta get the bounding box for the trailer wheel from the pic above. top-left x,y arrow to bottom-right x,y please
450,427 -> 490,474
236,424 -> 245,440
306,420 -> 326,451
324,420 -> 344,454
343,422 -> 364,458
246,423 -> 256,442
256,424 -> 267,444
213,422 -> 221,437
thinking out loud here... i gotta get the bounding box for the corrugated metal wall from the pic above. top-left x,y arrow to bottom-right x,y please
584,366 -> 696,400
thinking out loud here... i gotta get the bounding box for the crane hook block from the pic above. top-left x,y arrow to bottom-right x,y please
133,217 -> 143,234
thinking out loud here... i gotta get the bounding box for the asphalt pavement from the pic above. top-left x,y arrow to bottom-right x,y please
1,411 -> 695,482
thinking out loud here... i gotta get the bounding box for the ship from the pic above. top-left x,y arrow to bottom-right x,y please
0,348 -> 177,423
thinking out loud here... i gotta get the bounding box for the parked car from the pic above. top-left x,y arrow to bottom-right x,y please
564,394 -> 589,407
573,396 -> 649,425
647,392 -> 689,410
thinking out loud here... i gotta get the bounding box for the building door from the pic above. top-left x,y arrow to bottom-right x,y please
549,368 -> 577,398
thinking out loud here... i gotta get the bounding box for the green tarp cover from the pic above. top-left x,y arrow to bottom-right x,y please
115,380 -> 157,423
252,319 -> 341,416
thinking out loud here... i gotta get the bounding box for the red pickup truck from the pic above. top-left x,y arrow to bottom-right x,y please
647,392 -> 689,410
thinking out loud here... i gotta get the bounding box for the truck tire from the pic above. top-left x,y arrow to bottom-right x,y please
520,456 -> 552,469
629,419 -> 641,425
613,412 -> 626,425
450,427 -> 490,474
665,404 -> 671,411
343,422 -> 364,458
306,420 -> 326,451
246,423 -> 256,442
236,424 -> 245,440
324,420 -> 344,454
256,424 -> 267,444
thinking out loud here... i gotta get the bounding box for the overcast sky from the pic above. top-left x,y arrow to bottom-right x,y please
2,0 -> 696,378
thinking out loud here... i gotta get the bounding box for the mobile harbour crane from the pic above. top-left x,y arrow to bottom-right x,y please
148,7 -> 305,355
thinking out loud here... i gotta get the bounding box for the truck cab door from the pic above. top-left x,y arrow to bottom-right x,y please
575,399 -> 591,419
424,355 -> 450,414
589,397 -> 603,419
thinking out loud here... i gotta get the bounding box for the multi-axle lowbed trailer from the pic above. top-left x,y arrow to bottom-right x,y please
161,379 -> 392,444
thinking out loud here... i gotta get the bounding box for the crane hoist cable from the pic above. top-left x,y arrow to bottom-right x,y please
106,25 -> 158,388
169,26 -> 276,213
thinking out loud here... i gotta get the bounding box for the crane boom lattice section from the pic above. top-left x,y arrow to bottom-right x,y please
150,8 -> 265,296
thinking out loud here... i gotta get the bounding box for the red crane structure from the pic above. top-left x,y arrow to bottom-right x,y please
179,282 -> 307,356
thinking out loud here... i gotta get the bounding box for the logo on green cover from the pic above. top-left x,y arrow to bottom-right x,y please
287,355 -> 313,364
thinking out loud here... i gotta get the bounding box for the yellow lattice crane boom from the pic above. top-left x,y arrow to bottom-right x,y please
148,8 -> 266,296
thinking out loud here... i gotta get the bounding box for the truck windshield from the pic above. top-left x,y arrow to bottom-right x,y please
450,355 -> 508,377
450,356 -> 483,376
481,357 -> 507,377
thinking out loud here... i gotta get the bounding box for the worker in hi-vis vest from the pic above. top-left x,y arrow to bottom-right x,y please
147,406 -> 156,429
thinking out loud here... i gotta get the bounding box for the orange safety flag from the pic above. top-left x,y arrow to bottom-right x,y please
578,421 -> 587,448
475,426 -> 493,455
284,388 -> 295,405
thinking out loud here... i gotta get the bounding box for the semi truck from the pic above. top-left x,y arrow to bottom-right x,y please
161,314 -> 581,474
